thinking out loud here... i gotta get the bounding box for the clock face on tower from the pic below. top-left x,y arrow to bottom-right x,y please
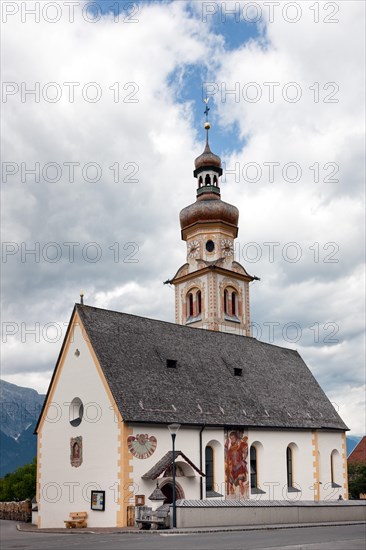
221,239 -> 234,257
188,240 -> 200,258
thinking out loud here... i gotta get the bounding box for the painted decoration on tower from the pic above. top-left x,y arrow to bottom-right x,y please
224,429 -> 249,499
127,434 -> 157,459
70,436 -> 83,468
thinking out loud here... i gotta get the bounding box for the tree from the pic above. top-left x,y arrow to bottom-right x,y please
0,458 -> 36,502
348,461 -> 366,499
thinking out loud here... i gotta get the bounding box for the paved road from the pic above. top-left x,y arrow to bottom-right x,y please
0,521 -> 365,549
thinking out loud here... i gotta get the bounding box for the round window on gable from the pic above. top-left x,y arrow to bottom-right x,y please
206,240 -> 215,253
70,397 -> 84,427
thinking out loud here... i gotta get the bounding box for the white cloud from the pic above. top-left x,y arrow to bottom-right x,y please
1,1 -> 364,436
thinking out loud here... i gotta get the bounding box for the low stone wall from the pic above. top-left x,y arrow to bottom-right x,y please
0,500 -> 32,522
175,500 -> 366,528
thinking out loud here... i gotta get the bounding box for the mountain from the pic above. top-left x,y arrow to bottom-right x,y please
0,380 -> 45,477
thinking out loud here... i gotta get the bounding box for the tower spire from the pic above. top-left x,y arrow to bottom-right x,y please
193,99 -> 222,196
168,107 -> 256,337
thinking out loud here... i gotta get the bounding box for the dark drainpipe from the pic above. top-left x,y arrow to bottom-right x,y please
199,425 -> 205,500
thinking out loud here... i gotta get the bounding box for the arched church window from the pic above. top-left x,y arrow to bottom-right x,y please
330,449 -> 341,487
205,174 -> 211,185
198,176 -> 203,187
205,446 -> 214,492
213,175 -> 218,185
286,446 -> 294,488
187,292 -> 194,317
224,289 -> 228,314
197,290 -> 202,315
250,445 -> 258,489
232,291 -> 237,316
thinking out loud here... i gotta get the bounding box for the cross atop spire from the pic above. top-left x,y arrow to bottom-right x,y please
203,98 -> 211,145
204,98 -> 210,120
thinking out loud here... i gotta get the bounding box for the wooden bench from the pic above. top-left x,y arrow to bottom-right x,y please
64,511 -> 88,529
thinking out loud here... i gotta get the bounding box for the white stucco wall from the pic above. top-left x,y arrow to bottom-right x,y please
317,431 -> 346,500
247,430 -> 314,501
129,426 -> 346,506
247,430 -> 345,501
38,322 -> 120,528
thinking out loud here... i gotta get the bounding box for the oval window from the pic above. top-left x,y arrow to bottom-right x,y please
206,240 -> 215,252
69,397 -> 84,427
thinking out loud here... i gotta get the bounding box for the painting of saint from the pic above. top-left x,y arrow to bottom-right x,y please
224,429 -> 249,499
73,442 -> 80,459
70,436 -> 83,467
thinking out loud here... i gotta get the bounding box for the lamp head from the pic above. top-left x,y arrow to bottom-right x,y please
168,423 -> 181,435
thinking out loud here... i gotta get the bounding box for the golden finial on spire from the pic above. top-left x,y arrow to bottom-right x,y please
80,290 -> 84,305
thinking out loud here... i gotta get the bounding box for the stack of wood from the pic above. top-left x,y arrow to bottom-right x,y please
0,499 -> 32,522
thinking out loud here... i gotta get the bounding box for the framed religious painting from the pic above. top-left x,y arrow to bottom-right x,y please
91,490 -> 105,511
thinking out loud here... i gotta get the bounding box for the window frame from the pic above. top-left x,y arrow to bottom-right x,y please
250,445 -> 258,489
286,446 -> 293,488
205,445 -> 214,493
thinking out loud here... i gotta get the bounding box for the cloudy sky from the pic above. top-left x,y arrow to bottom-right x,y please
1,1 -> 365,435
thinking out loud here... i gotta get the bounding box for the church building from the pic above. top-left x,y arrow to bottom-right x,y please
34,120 -> 349,529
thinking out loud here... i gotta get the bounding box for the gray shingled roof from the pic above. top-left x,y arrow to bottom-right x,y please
142,451 -> 205,479
76,304 -> 347,430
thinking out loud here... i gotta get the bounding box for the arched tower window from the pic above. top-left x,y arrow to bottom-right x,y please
197,290 -> 202,315
198,175 -> 203,187
205,174 -> 211,185
224,289 -> 228,314
205,446 -> 214,492
187,292 -> 194,317
232,291 -> 237,316
213,175 -> 218,185
250,445 -> 257,489
286,446 -> 293,488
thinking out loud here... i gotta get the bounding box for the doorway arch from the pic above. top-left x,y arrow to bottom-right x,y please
159,479 -> 185,504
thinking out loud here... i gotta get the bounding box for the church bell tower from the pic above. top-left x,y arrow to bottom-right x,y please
168,109 -> 257,336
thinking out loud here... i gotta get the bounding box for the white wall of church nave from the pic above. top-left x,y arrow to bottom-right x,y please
247,430 -> 345,501
247,430 -> 313,501
38,323 -> 120,528
317,431 -> 346,500
130,425 -> 225,501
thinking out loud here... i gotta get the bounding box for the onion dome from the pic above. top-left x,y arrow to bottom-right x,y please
181,110 -> 238,237
194,141 -> 222,171
180,197 -> 239,233
193,122 -> 223,180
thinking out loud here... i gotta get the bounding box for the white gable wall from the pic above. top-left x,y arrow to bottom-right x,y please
38,322 -> 120,528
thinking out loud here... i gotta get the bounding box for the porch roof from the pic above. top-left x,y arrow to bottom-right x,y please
142,450 -> 205,480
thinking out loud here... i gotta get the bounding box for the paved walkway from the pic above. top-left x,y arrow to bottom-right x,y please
17,519 -> 366,535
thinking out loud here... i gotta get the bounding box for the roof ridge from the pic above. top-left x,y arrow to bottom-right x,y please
75,303 -> 300,353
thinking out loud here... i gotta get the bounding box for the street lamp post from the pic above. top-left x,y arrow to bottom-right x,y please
168,423 -> 181,528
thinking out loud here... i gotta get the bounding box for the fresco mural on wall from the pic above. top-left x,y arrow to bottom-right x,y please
70,436 -> 83,468
127,434 -> 157,459
224,429 -> 249,499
